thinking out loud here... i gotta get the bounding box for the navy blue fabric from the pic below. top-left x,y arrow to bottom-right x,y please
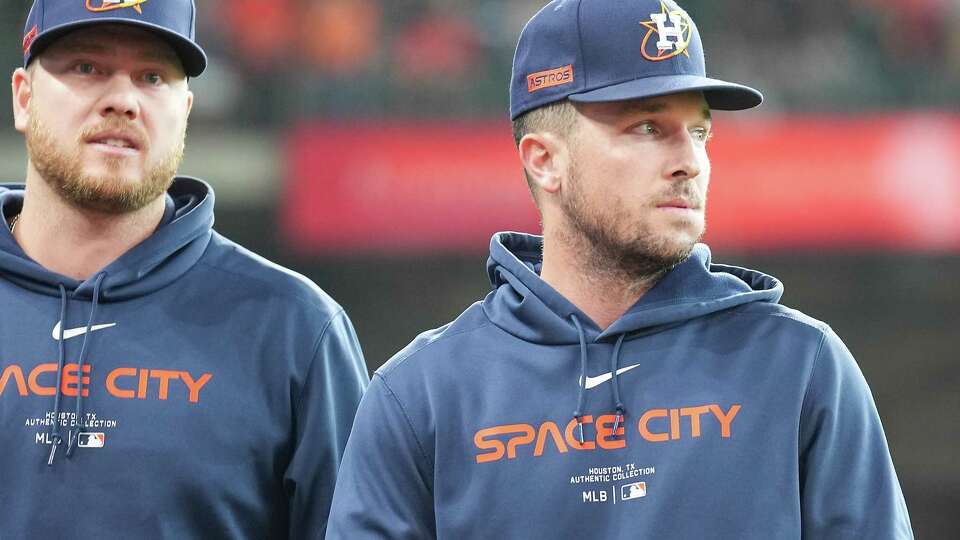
23,0 -> 206,76
326,231 -> 913,539
0,178 -> 369,538
510,0 -> 762,119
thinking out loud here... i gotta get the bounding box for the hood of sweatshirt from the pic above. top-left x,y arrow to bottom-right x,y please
483,231 -> 785,436
0,177 -> 214,464
0,177 -> 214,302
484,231 -> 784,346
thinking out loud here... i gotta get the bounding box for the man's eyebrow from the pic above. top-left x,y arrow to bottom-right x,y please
619,101 -> 712,121
621,101 -> 668,115
50,40 -> 180,65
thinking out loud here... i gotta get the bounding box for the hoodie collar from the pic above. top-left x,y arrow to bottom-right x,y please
0,177 -> 215,302
483,231 -> 784,345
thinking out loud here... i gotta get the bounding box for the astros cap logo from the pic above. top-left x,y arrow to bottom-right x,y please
639,1 -> 693,62
85,0 -> 148,15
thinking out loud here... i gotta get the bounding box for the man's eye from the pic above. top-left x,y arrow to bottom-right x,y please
692,128 -> 712,142
74,63 -> 96,75
143,72 -> 163,85
635,122 -> 658,135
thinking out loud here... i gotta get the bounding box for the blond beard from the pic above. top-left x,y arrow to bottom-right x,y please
25,107 -> 184,214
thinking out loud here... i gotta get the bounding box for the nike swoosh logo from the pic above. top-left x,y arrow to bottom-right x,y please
582,363 -> 642,390
52,321 -> 117,341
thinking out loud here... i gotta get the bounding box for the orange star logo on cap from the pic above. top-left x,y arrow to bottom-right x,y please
639,1 -> 693,62
85,0 -> 148,15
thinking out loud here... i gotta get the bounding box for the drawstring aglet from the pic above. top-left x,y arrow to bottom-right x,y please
612,407 -> 627,436
576,417 -> 585,444
612,406 -> 626,437
47,438 -> 60,466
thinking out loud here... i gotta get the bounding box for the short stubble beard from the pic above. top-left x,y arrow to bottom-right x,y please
557,154 -> 703,291
25,105 -> 184,214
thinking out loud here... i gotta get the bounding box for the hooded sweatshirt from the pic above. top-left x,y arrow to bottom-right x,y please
326,232 -> 912,539
0,178 -> 369,539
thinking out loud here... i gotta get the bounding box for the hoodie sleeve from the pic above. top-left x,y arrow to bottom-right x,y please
798,329 -> 913,539
285,309 -> 370,540
325,374 -> 436,540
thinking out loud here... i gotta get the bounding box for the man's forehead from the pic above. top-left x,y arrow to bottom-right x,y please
45,24 -> 181,65
605,92 -> 711,119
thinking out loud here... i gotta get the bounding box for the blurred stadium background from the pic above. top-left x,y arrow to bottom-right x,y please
2,0 -> 958,536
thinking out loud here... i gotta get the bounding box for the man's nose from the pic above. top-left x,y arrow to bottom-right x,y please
97,74 -> 140,121
663,133 -> 702,180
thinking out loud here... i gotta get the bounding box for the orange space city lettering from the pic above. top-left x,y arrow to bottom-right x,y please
0,363 -> 212,404
474,403 -> 741,463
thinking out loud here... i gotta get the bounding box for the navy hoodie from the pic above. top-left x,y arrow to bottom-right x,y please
326,232 -> 912,539
0,178 -> 369,539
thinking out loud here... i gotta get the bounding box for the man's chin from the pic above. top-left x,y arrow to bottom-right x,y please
656,219 -> 705,247
618,229 -> 701,275
55,174 -> 170,214
81,161 -> 144,184
665,232 -> 703,254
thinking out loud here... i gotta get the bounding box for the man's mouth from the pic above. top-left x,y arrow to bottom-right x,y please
86,124 -> 147,147
89,135 -> 139,149
85,131 -> 143,155
657,198 -> 699,210
97,138 -> 135,149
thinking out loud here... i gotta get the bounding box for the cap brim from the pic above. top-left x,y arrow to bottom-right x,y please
28,19 -> 207,77
569,74 -> 762,111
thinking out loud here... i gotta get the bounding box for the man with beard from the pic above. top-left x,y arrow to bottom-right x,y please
326,0 -> 912,538
0,1 -> 368,538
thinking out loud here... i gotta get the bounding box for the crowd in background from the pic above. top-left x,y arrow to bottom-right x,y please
1,0 -> 958,127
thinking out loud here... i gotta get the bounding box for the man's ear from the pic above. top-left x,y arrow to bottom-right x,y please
12,67 -> 32,133
518,131 -> 568,196
184,89 -> 194,118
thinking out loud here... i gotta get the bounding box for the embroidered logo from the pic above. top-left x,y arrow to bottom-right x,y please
473,403 -> 742,463
581,363 -> 643,390
527,64 -> 574,93
621,481 -> 647,500
639,1 -> 693,62
52,320 -> 117,341
77,432 -> 106,448
86,0 -> 148,15
23,25 -> 39,56
1,362 -> 213,404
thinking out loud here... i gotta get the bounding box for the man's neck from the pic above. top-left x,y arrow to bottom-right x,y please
12,173 -> 166,281
540,228 -> 661,331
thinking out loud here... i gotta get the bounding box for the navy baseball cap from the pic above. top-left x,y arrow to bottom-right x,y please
510,0 -> 762,119
22,0 -> 207,77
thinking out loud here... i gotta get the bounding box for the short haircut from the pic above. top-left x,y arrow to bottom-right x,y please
511,99 -> 578,206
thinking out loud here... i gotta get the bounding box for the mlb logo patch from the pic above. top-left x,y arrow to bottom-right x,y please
77,432 -> 105,448
621,481 -> 647,501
